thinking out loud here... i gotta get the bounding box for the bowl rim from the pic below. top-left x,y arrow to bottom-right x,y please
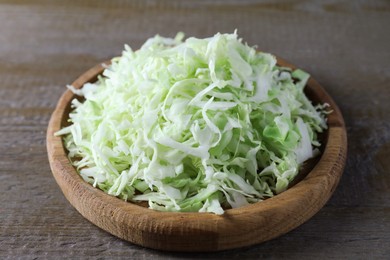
47,57 -> 347,252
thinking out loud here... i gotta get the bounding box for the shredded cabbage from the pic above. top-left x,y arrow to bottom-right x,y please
56,32 -> 327,214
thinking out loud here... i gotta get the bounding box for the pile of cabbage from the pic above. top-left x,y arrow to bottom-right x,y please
57,32 -> 327,214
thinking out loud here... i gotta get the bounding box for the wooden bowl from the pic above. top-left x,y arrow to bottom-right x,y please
47,57 -> 347,252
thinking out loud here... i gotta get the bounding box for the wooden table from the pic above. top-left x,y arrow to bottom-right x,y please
1,0 -> 389,258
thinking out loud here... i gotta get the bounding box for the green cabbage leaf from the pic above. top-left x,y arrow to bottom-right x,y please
56,32 -> 327,214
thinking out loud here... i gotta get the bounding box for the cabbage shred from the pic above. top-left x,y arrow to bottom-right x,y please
56,32 -> 327,214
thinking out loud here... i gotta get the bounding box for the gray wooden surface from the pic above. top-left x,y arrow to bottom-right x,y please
1,0 -> 389,259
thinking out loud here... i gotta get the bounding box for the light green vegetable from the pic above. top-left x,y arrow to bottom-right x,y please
56,32 -> 327,214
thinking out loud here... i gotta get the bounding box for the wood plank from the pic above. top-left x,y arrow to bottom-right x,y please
1,0 -> 389,257
1,207 -> 389,258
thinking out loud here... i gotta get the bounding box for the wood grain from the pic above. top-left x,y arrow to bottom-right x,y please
1,0 -> 390,258
46,58 -> 347,252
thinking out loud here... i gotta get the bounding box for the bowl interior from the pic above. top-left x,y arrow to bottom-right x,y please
58,61 -> 328,208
